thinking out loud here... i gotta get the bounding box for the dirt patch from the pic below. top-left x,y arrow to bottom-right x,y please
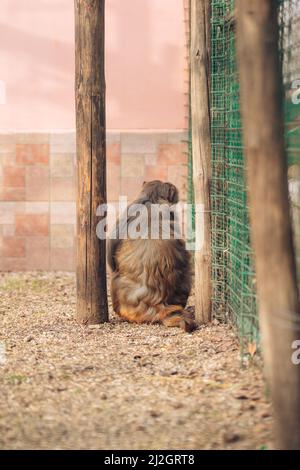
0,272 -> 273,449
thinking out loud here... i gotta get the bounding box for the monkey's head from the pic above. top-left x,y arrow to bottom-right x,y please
140,180 -> 179,204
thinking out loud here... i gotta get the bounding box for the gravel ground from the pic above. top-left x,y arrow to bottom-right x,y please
0,272 -> 273,450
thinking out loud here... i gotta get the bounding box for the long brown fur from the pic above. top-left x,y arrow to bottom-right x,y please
107,181 -> 196,332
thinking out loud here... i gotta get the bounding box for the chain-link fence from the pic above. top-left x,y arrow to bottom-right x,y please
279,0 -> 300,281
210,0 -> 258,345
187,0 -> 300,346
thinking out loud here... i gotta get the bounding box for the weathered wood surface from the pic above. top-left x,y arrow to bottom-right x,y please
237,0 -> 300,449
75,0 -> 108,324
190,0 -> 212,323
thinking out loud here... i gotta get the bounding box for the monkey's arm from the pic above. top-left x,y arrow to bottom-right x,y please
107,211 -> 129,272
107,202 -> 145,272
107,195 -> 153,272
107,237 -> 119,272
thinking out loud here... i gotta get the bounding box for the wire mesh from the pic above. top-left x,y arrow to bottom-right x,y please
279,0 -> 300,279
188,0 -> 300,347
187,0 -> 195,228
211,0 -> 258,344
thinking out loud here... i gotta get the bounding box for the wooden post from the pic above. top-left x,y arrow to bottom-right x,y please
236,0 -> 300,449
190,0 -> 212,323
74,0 -> 108,324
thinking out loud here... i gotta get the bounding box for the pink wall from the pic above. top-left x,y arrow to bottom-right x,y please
0,0 -> 187,131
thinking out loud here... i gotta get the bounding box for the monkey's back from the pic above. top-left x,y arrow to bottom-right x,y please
111,238 -> 192,313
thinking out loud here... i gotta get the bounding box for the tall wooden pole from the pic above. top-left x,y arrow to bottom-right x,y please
74,0 -> 108,324
190,0 -> 212,323
236,0 -> 300,449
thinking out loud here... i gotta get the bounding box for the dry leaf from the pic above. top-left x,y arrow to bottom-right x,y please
247,342 -> 257,357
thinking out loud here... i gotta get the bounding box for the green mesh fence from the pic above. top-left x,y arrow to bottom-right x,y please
279,0 -> 300,279
211,0 -> 258,345
188,0 -> 300,347
187,0 -> 195,216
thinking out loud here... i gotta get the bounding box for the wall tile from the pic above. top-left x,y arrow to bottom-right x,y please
0,202 -> 19,224
167,164 -> 188,197
15,133 -> 49,144
50,153 -> 74,177
26,166 -> 50,201
107,143 -> 121,164
0,154 -> 15,166
0,258 -> 26,271
3,166 -> 25,188
145,165 -> 168,181
0,188 -> 26,201
2,225 -> 15,237
0,131 -> 187,271
0,134 -> 15,154
121,176 -> 145,201
121,132 -> 164,154
107,163 -> 121,202
167,131 -> 188,144
2,237 -> 25,258
16,144 -> 49,165
26,236 -> 50,270
145,154 -> 157,166
51,177 -> 75,201
157,143 -> 188,166
50,202 -> 76,225
121,154 -> 145,178
51,224 -> 74,248
16,214 -> 49,236
24,202 -> 49,214
106,131 -> 121,144
50,132 -> 76,154
50,247 -> 75,271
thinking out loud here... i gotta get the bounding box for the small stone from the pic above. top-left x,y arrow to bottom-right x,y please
172,402 -> 184,409
234,394 -> 249,400
223,431 -> 241,444
88,324 -> 101,330
25,335 -> 34,342
177,418 -> 185,425
247,403 -> 256,411
136,425 -> 146,432
140,359 -> 151,367
83,365 -> 94,371
160,370 -> 171,377
249,395 -> 260,401
160,369 -> 177,377
260,411 -> 271,419
150,410 -> 161,418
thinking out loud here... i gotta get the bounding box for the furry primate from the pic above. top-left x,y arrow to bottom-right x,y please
107,180 -> 195,332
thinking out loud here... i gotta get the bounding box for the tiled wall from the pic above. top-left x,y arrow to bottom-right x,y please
0,131 -> 188,271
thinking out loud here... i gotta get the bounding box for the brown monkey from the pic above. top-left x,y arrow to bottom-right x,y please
107,180 -> 196,332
